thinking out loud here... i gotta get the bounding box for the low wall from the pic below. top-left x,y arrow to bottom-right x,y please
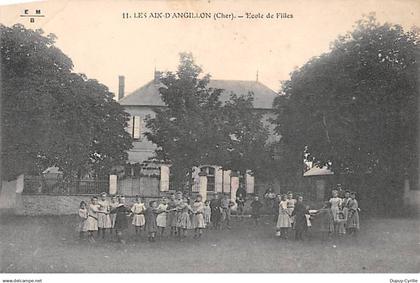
17,195 -> 92,216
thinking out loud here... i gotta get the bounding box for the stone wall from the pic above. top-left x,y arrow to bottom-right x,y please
17,195 -> 93,216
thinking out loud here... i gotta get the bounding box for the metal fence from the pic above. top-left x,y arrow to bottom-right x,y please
23,176 -> 109,195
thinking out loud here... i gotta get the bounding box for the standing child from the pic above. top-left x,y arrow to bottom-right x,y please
192,195 -> 206,238
109,196 -> 118,238
276,194 -> 291,239
250,195 -> 263,226
314,202 -> 334,241
167,194 -> 178,236
111,196 -> 131,244
98,192 -> 112,239
176,196 -> 193,240
286,192 -> 296,230
86,197 -> 100,243
145,201 -> 159,242
341,190 -> 351,234
337,205 -> 348,237
220,194 -> 232,229
329,189 -> 342,235
291,195 -> 309,241
203,200 -> 211,228
347,192 -> 360,236
210,194 -> 222,230
273,194 -> 281,225
131,196 -> 146,240
156,197 -> 168,236
174,191 -> 184,234
236,194 -> 245,221
78,201 -> 88,240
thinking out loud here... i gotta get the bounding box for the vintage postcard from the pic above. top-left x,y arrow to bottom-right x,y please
0,0 -> 419,280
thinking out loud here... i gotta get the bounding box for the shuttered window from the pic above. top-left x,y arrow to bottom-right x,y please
126,116 -> 143,141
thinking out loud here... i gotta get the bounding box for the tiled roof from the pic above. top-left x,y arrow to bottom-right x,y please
119,79 -> 278,109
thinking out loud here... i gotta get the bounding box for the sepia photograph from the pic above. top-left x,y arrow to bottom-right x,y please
0,0 -> 419,280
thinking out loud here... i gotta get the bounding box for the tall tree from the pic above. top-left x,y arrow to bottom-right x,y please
272,14 -> 419,213
222,93 -> 270,178
145,53 -> 271,190
1,24 -> 132,182
145,53 -> 226,189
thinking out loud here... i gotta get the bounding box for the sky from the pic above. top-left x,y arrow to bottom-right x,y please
0,0 -> 419,97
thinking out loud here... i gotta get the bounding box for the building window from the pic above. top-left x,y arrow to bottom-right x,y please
127,116 -> 143,141
201,166 -> 215,192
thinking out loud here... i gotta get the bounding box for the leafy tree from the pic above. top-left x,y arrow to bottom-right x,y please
145,53 -> 227,189
145,53 -> 271,190
1,24 -> 132,182
222,93 -> 270,178
272,14 -> 419,214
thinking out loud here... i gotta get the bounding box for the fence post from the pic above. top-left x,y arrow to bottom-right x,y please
109,175 -> 118,195
160,165 -> 170,193
198,171 -> 208,202
230,172 -> 239,202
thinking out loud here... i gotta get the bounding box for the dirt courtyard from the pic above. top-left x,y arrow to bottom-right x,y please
0,214 -> 419,273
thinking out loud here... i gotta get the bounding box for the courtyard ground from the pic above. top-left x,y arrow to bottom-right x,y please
0,214 -> 419,273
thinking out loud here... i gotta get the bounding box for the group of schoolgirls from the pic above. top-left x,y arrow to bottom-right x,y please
166,191 -> 211,239
275,191 -> 301,239
274,189 -> 360,241
323,189 -> 360,238
78,191 -> 211,244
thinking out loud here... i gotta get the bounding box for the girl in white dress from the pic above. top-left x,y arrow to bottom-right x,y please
286,192 -> 296,229
329,189 -> 342,234
86,197 -> 100,243
276,195 -> 291,239
78,201 -> 88,239
109,196 -> 118,229
156,197 -> 168,236
131,197 -> 146,239
176,196 -> 193,240
192,195 -> 205,238
203,200 -> 211,228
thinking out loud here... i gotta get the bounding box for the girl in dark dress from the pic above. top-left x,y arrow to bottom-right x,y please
236,194 -> 245,221
167,194 -> 178,236
111,196 -> 131,244
145,201 -> 159,242
273,194 -> 281,224
291,195 -> 309,241
250,195 -> 263,226
210,194 -> 222,230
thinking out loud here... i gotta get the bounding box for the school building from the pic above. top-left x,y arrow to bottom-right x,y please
116,71 -> 280,200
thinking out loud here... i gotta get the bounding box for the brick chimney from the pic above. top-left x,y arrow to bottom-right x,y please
118,75 -> 125,100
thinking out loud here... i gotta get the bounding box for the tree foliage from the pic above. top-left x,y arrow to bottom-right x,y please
272,14 -> 419,211
145,53 -> 270,189
1,24 -> 132,181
